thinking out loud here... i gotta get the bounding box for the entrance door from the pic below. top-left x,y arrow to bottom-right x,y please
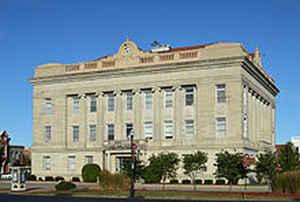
116,157 -> 131,174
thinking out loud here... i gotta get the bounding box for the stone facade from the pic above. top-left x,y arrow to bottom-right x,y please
29,39 -> 279,181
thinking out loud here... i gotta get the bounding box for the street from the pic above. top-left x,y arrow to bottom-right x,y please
0,194 -> 293,202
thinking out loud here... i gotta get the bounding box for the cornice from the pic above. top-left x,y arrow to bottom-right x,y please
29,56 -> 244,86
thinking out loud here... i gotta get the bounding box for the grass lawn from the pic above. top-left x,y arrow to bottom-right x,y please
27,188 -> 296,201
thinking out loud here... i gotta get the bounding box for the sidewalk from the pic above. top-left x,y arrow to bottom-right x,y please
0,181 -> 99,194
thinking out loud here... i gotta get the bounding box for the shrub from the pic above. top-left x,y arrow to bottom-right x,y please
204,179 -> 213,184
45,176 -> 54,181
182,179 -> 191,184
194,179 -> 202,184
81,163 -> 101,183
98,169 -> 130,191
170,179 -> 179,184
27,175 -> 37,181
72,177 -> 80,182
272,170 -> 300,193
55,176 -> 65,182
216,179 -> 226,185
38,177 -> 43,181
55,181 -> 76,191
142,166 -> 161,183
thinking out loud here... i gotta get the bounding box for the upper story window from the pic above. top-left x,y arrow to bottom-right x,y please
89,125 -> 96,142
44,126 -> 51,143
216,117 -> 226,137
126,92 -> 133,111
144,91 -> 153,110
107,94 -> 115,112
72,125 -> 79,143
68,156 -> 76,171
73,97 -> 80,114
144,122 -> 153,140
185,87 -> 194,106
90,95 -> 97,112
164,91 -> 173,108
85,156 -> 93,164
45,98 -> 52,114
43,156 -> 51,171
125,123 -> 133,139
216,84 -> 226,103
164,120 -> 173,139
184,120 -> 194,137
107,124 -> 114,141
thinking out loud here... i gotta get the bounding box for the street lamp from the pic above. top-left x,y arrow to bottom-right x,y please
129,129 -> 135,198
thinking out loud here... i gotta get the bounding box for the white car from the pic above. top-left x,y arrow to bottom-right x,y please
0,173 -> 12,181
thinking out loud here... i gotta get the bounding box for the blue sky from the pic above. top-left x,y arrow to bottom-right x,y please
0,1 -> 299,147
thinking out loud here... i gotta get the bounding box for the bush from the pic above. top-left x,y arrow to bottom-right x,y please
55,176 -> 65,182
38,177 -> 43,181
204,179 -> 213,184
142,166 -> 161,183
194,179 -> 202,184
216,179 -> 226,185
182,179 -> 191,184
55,181 -> 76,191
81,163 -> 101,183
272,170 -> 300,193
27,175 -> 36,181
98,169 -> 130,191
45,176 -> 54,181
72,177 -> 80,182
170,179 -> 179,184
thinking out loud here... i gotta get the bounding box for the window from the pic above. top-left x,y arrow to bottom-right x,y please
216,117 -> 226,137
216,84 -> 226,103
144,122 -> 153,139
184,120 -> 194,137
45,98 -> 52,114
125,123 -> 133,139
90,95 -> 97,112
44,126 -> 51,143
72,126 -> 79,142
89,125 -> 96,142
107,124 -> 114,141
164,120 -> 173,139
144,92 -> 152,110
43,156 -> 51,171
164,91 -> 173,108
68,156 -> 76,171
126,92 -> 133,111
85,156 -> 93,164
185,87 -> 194,106
107,94 -> 115,112
73,97 -> 80,114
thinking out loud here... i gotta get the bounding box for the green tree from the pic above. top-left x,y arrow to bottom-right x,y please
143,152 -> 180,183
214,151 -> 250,185
183,151 -> 208,184
121,159 -> 145,181
255,152 -> 278,182
255,152 -> 278,191
278,142 -> 300,172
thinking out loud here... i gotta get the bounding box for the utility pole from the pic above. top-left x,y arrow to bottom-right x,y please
129,129 -> 135,198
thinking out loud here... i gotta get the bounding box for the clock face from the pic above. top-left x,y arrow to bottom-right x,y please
123,44 -> 131,55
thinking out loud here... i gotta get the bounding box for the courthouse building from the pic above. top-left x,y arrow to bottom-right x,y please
29,39 -> 279,181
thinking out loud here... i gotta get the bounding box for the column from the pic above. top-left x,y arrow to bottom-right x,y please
96,91 -> 105,145
133,89 -> 142,140
79,93 -> 87,148
114,90 -> 122,140
174,86 -> 183,142
153,87 -> 162,143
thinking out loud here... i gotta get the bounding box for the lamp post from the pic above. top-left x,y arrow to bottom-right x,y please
129,129 -> 135,198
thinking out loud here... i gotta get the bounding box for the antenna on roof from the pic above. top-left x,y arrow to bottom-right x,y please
150,41 -> 160,47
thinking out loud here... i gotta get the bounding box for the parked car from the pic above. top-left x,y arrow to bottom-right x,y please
0,173 -> 12,181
